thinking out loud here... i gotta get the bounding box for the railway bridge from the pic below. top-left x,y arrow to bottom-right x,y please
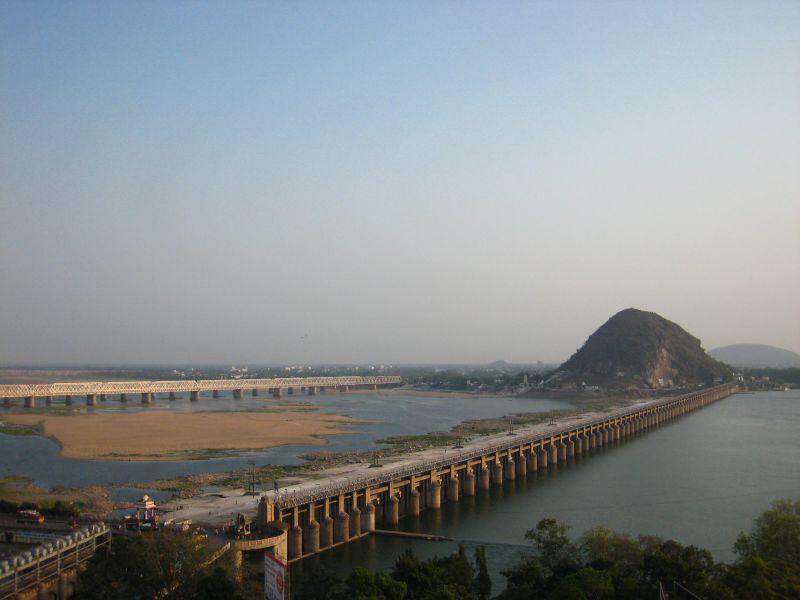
257,383 -> 739,562
0,376 -> 402,408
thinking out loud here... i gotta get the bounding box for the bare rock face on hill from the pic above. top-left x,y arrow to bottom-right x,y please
559,308 -> 731,388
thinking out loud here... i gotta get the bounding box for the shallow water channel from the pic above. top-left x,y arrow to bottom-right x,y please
0,392 -> 569,487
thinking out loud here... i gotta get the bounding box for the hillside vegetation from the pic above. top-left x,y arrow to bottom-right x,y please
559,308 -> 730,388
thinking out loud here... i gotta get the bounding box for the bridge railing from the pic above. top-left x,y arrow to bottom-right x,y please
0,524 -> 111,600
274,383 -> 738,509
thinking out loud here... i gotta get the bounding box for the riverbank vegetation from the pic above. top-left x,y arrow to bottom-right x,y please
0,476 -> 113,516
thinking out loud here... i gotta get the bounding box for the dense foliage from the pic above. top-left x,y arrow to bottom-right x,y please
498,499 -> 800,600
294,545 -> 491,600
0,497 -> 80,518
73,532 -> 253,600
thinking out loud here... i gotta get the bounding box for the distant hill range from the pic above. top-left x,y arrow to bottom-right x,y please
708,344 -> 800,368
555,308 -> 730,389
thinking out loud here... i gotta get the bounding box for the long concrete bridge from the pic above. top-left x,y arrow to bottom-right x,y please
0,376 -> 402,408
254,383 -> 739,562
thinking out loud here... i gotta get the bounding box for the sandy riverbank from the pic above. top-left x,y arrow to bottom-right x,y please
3,410 -> 355,460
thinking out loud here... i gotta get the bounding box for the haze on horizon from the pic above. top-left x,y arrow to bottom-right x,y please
1,2 -> 798,367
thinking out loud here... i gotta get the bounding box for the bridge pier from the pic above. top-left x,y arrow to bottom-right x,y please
233,389 -> 243,399
363,502 -> 376,531
65,395 -> 72,405
491,461 -> 503,484
478,466 -> 491,490
24,396 -> 35,409
190,391 -> 200,402
505,458 -> 516,480
447,476 -> 460,501
288,525 -> 303,559
527,450 -> 538,472
429,480 -> 442,508
304,520 -> 320,554
288,387 -> 294,395
307,387 -> 316,396
515,456 -> 527,477
44,395 -> 52,405
119,393 -> 127,402
2,397 -> 9,407
350,506 -> 362,537
566,439 -> 575,458
340,385 -> 349,393
272,388 -> 282,398
213,390 -> 220,398
141,392 -> 153,404
321,514 -> 334,548
335,512 -> 350,542
169,392 -> 176,401
463,469 -> 476,496
86,394 -> 96,407
409,489 -> 421,516
252,388 -> 259,397
538,447 -> 548,469
558,442 -> 567,462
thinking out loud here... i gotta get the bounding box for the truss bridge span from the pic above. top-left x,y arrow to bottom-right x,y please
0,375 -> 402,407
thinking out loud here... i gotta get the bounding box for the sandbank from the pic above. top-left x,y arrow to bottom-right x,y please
3,410 -> 354,461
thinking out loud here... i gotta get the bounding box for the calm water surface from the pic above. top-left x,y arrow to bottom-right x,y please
292,390 -> 800,592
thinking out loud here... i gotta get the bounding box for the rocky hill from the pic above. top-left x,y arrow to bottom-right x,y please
708,344 -> 800,368
557,308 -> 730,388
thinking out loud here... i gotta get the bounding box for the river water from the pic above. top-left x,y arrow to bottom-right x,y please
291,390 -> 800,592
0,392 -> 569,488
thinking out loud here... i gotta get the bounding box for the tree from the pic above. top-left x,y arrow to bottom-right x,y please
734,498 -> 800,564
552,567 -> 614,600
473,545 -> 491,600
524,518 -> 579,572
74,532 -> 241,600
345,567 -> 407,600
195,566 -> 242,600
292,565 -> 346,600
641,540 -> 716,598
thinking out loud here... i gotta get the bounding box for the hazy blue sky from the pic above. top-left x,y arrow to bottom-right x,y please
1,1 -> 798,365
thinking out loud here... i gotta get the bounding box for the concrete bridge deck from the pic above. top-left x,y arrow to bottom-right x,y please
0,375 -> 402,407
252,383 -> 739,562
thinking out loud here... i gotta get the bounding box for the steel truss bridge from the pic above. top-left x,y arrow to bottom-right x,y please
0,376 -> 402,399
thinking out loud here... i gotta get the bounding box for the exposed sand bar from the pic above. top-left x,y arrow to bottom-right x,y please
3,411 -> 354,461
